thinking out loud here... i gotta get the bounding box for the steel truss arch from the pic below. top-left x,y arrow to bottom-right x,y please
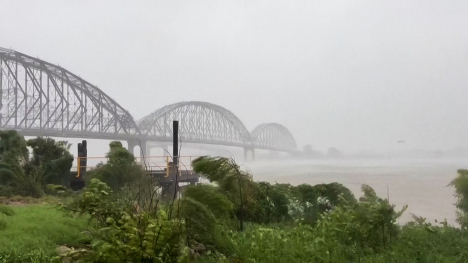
0,47 -> 140,138
138,101 -> 252,147
251,123 -> 297,151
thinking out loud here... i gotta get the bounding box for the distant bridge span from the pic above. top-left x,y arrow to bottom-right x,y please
138,101 -> 251,148
0,47 -> 299,155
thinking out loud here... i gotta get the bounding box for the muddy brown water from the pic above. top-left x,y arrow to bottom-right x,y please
242,158 -> 467,225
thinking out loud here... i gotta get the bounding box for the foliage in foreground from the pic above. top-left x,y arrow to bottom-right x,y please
0,130 -> 74,197
196,221 -> 468,263
190,156 -> 468,262
450,169 -> 468,229
64,179 -> 188,263
1,154 -> 468,262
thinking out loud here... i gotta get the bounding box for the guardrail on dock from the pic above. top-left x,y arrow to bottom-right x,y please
73,156 -> 200,178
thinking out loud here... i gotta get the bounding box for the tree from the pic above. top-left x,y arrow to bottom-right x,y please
0,132 -> 74,197
0,130 -> 44,197
327,147 -> 343,159
86,141 -> 145,190
27,137 -> 73,186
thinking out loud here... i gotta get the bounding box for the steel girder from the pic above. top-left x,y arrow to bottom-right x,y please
251,123 -> 297,151
0,47 -> 299,152
0,47 -> 140,139
138,101 -> 252,147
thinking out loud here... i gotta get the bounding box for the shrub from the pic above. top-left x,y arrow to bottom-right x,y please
315,184 -> 407,254
176,197 -> 218,247
449,169 -> 468,228
249,182 -> 292,224
312,182 -> 356,207
64,178 -> 188,262
183,184 -> 235,221
45,184 -> 72,197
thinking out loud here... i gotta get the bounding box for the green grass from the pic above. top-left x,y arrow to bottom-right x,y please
195,223 -> 468,263
0,204 -> 89,262
0,206 -> 15,217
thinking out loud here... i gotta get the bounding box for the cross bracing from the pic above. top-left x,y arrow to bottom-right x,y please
0,47 -> 298,152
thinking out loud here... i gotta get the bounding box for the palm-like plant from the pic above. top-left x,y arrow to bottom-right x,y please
192,156 -> 254,230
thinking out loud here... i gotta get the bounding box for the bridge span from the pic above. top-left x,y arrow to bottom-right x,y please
0,47 -> 299,157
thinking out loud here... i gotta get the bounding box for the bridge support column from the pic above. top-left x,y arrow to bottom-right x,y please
244,148 -> 255,162
127,140 -> 137,154
140,141 -> 149,158
128,140 -> 149,160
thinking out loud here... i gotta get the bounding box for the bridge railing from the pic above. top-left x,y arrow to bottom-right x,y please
73,155 -> 200,178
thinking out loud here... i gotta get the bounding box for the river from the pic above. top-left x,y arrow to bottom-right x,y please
242,158 -> 468,225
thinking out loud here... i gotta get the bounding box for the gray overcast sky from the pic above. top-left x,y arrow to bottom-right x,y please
1,0 -> 468,153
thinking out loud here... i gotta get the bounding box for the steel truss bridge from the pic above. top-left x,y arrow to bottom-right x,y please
0,47 -> 298,157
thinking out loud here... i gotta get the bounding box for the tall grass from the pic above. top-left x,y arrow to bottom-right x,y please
0,204 -> 89,262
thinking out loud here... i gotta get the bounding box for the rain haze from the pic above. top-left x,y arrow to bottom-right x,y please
1,1 -> 468,224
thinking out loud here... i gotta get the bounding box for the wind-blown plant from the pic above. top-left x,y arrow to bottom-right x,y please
315,184 -> 407,254
27,137 -> 74,186
0,131 -> 74,197
192,156 -> 255,230
63,178 -> 188,263
85,141 -> 146,191
449,169 -> 468,228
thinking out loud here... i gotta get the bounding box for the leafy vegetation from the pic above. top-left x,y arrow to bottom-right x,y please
63,178 -> 187,262
0,130 -> 74,197
84,141 -> 146,190
1,136 -> 468,262
450,169 -> 468,228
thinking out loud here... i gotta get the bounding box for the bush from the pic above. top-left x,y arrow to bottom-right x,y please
64,178 -> 188,262
0,185 -> 14,198
183,184 -> 235,221
449,169 -> 468,228
249,182 -> 292,224
45,184 -> 72,197
314,185 -> 407,254
176,197 -> 218,247
312,182 -> 356,207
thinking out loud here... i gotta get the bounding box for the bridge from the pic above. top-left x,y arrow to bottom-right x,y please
0,47 -> 299,157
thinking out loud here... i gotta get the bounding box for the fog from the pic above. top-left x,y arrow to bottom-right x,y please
2,1 -> 468,153
2,1 -> 468,223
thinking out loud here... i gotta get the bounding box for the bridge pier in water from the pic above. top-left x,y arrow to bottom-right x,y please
244,148 -> 255,162
127,140 -> 149,158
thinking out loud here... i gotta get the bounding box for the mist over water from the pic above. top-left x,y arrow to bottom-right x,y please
243,158 -> 466,225
3,0 -> 468,230
32,136 -> 467,225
